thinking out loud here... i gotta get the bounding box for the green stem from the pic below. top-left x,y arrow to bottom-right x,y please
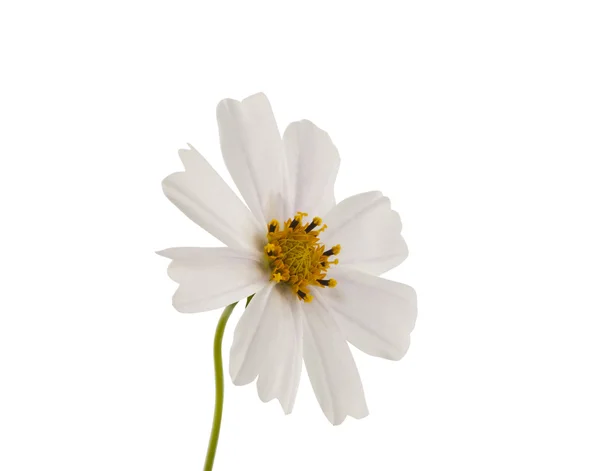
203,302 -> 237,471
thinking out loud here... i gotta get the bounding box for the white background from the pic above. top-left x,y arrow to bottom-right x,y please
1,1 -> 599,470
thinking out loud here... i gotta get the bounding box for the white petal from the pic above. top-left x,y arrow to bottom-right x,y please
157,247 -> 268,313
229,284 -> 272,386
322,267 -> 417,360
217,93 -> 286,224
283,120 -> 340,217
162,145 -> 263,251
303,295 -> 369,425
229,284 -> 300,394
256,293 -> 303,414
321,191 -> 409,275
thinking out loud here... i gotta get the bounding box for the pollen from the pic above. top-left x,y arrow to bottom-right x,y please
265,212 -> 340,302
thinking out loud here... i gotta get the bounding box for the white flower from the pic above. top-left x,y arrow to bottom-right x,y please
158,93 -> 417,425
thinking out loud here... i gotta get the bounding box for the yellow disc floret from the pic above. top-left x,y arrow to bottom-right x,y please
265,212 -> 340,302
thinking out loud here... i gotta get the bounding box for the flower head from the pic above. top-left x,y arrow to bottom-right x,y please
158,93 -> 417,425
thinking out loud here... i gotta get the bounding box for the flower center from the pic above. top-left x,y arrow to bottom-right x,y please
264,212 -> 340,302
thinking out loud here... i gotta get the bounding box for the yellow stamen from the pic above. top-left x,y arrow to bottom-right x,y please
264,212 -> 340,302
272,272 -> 283,283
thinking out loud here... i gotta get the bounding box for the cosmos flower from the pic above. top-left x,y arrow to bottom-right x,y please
158,93 -> 417,425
